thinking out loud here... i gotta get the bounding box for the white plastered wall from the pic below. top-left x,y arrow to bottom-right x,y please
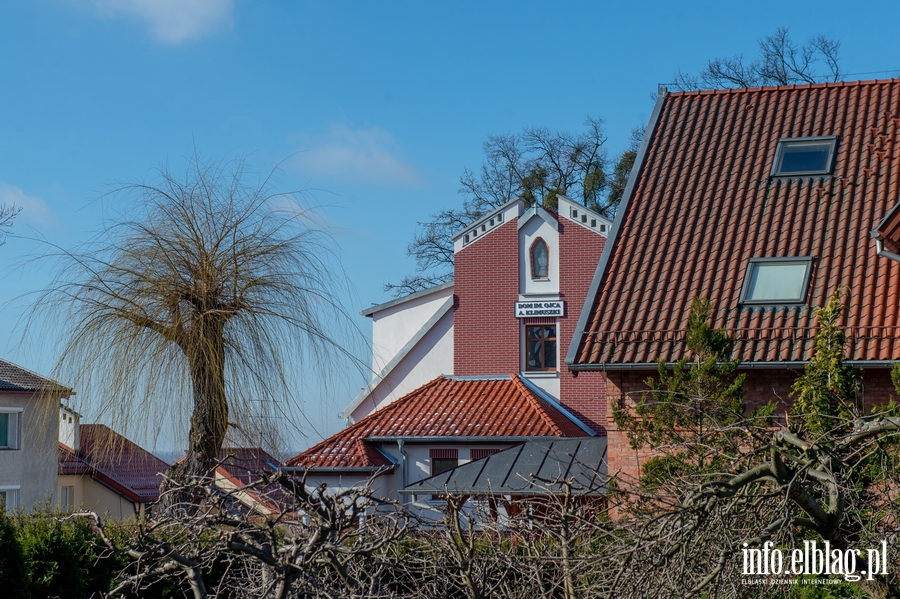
369,286 -> 454,374
349,309 -> 453,422
0,392 -> 58,512
346,285 -> 454,422
518,210 -> 560,298
518,210 -> 562,398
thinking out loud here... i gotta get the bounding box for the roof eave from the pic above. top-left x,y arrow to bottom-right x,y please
360,281 -> 454,317
278,464 -> 395,474
569,360 -> 898,371
365,435 -> 571,443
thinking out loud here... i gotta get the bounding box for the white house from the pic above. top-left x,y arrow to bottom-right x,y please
0,359 -> 70,512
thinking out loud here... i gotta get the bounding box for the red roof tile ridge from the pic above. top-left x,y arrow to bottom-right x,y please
509,374 -> 566,435
667,78 -> 900,98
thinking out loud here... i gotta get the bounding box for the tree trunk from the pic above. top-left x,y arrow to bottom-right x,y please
166,317 -> 228,487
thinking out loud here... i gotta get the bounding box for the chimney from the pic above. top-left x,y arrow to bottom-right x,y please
59,403 -> 81,452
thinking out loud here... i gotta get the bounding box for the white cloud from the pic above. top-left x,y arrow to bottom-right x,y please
86,0 -> 235,44
293,125 -> 424,188
0,183 -> 60,231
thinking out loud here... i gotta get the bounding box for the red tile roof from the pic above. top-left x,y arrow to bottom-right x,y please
59,425 -> 170,503
573,79 -> 900,366
216,447 -> 280,484
0,359 -> 70,394
58,443 -> 90,475
214,448 -> 291,512
286,375 -> 589,469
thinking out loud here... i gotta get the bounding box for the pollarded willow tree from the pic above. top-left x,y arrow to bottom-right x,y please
37,156 -> 363,481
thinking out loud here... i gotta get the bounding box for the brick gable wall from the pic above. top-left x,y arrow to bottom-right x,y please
558,220 -> 608,434
454,221 -> 521,375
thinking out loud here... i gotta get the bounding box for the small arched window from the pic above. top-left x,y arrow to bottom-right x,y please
531,238 -> 549,279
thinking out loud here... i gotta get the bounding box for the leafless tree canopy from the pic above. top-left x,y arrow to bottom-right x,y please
35,156 -> 364,478
387,118 -> 641,296
671,28 -> 842,91
0,202 -> 21,246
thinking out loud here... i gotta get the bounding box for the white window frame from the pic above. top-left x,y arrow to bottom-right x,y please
0,486 -> 20,513
771,136 -> 838,177
523,323 -> 559,372
740,257 -> 814,305
60,485 -> 75,510
0,408 -> 23,450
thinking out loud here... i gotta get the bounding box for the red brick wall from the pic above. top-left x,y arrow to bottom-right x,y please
454,220 -> 521,375
604,367 -> 898,481
558,219 -> 608,434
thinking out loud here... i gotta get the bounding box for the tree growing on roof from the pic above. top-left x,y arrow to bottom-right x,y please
386,118 -> 640,296
670,27 -> 842,91
35,155 -> 362,482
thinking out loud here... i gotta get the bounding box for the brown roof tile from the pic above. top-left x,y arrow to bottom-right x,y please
286,375 -> 589,469
67,425 -> 170,503
0,359 -> 70,394
573,79 -> 900,366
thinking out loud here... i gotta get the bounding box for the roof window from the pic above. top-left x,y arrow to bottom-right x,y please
771,136 -> 837,177
740,257 -> 813,305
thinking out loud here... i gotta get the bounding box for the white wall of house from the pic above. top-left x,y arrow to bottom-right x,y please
518,209 -> 560,298
79,476 -> 139,520
345,284 -> 454,422
59,404 -> 80,450
297,471 -> 392,501
0,392 -> 58,512
349,309 -> 453,421
369,285 -> 454,375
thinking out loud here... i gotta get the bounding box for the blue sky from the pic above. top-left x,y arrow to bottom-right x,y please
1,0 -> 898,453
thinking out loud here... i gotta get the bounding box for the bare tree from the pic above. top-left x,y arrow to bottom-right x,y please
0,203 -> 21,246
609,292 -> 900,599
75,468 -> 408,599
35,155 -> 363,481
671,27 -> 842,91
387,117 -> 640,296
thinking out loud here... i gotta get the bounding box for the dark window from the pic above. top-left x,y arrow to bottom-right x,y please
432,458 -> 458,476
740,257 -> 813,305
531,238 -> 549,279
525,325 -> 557,371
430,448 -> 459,476
429,449 -> 459,500
772,137 -> 837,176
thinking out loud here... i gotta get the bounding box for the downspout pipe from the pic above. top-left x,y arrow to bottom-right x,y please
397,439 -> 408,502
875,236 -> 900,263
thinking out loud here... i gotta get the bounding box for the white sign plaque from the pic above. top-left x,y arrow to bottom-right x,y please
515,301 -> 564,318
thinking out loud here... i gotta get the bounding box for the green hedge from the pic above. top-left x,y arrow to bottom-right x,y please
0,509 -> 121,599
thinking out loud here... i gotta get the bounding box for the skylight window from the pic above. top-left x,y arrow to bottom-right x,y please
740,257 -> 813,305
771,137 -> 837,177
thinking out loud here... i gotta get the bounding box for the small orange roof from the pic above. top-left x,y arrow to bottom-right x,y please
286,375 -> 589,470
